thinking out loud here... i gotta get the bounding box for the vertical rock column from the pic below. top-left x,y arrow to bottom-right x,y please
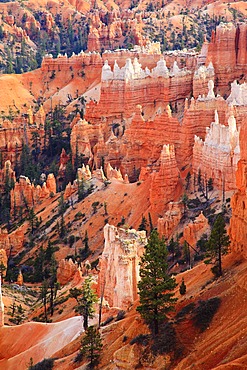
0,276 -> 4,327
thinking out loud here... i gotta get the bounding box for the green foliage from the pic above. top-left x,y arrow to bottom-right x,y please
138,215 -> 148,232
196,233 -> 208,253
0,161 -> 15,224
9,304 -> 25,325
92,201 -> 99,214
151,322 -> 178,355
179,278 -> 186,295
185,171 -> 191,190
167,237 -> 180,261
76,276 -> 98,330
175,302 -> 195,321
207,177 -> 213,192
130,334 -> 150,345
116,310 -> 126,321
137,230 -> 177,335
192,297 -> 221,332
28,358 -> 55,370
69,287 -> 82,302
207,214 -> 230,276
80,326 -> 103,369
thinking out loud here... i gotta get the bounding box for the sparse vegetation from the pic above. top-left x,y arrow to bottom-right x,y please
192,297 -> 221,332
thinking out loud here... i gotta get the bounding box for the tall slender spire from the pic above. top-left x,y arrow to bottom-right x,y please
0,275 -> 4,327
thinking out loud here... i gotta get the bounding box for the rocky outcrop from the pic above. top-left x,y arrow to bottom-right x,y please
120,105 -> 181,181
0,161 -> 16,190
206,23 -> 247,95
179,93 -> 228,166
16,269 -> 24,286
87,10 -> 145,52
0,227 -> 25,255
193,63 -> 215,99
183,212 -> 209,247
106,163 -> 123,181
0,249 -> 7,277
10,173 -> 56,211
57,258 -> 81,286
193,111 -> 240,191
157,202 -> 183,239
98,224 -> 147,309
149,144 -> 181,215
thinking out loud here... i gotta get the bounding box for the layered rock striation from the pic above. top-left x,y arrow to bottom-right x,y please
229,114 -> 247,258
193,111 -> 240,191
98,224 -> 147,309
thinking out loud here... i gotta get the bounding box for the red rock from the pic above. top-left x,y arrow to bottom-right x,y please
193,112 -> 240,191
98,224 -> 147,309
149,144 -> 181,215
57,258 -> 80,286
229,116 -> 247,258
0,226 -> 25,255
183,212 -> 209,248
157,202 -> 183,239
0,249 -> 7,277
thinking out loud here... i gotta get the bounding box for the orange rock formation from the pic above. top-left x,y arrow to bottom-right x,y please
98,224 -> 147,309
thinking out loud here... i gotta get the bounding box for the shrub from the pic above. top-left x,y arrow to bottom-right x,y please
28,358 -> 55,370
116,310 -> 126,321
130,334 -> 150,346
73,351 -> 83,363
151,322 -> 177,355
192,297 -> 221,332
179,279 -> 186,295
75,212 -> 84,220
175,302 -> 195,320
101,316 -> 114,326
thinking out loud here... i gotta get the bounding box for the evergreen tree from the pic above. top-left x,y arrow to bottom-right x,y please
185,171 -> 191,190
148,212 -> 154,233
137,230 -> 177,335
181,193 -> 189,215
179,278 -> 186,295
167,237 -> 180,261
77,275 -> 98,330
80,326 -> 103,369
138,215 -> 147,232
207,214 -> 230,276
208,177 -> 214,192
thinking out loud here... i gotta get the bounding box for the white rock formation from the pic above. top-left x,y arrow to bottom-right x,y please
193,113 -> 240,190
152,56 -> 169,78
98,224 -> 147,309
194,62 -> 215,80
207,80 -> 215,99
227,80 -> 247,106
101,57 -> 190,81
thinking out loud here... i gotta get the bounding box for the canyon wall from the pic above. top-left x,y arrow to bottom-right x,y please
206,23 -> 247,95
229,115 -> 247,258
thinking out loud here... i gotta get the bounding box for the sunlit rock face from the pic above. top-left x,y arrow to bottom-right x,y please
229,114 -> 247,258
193,111 -> 240,191
98,224 -> 147,309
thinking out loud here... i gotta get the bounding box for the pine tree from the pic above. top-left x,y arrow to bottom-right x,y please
137,230 -> 177,335
207,214 -> 230,276
80,326 -> 103,369
179,278 -> 186,295
138,215 -> 147,232
77,276 -> 98,330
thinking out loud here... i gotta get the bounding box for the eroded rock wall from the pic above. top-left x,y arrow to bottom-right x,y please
98,224 -> 147,309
